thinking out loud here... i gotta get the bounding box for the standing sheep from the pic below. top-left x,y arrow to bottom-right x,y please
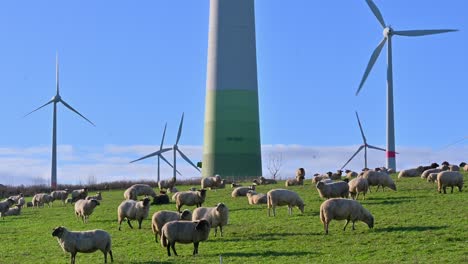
319,198 -> 374,234
345,170 -> 358,179
421,168 -> 443,179
117,197 -> 151,230
348,177 -> 369,200
124,184 -> 157,200
363,170 -> 396,192
437,171 -> 464,194
32,193 -> 54,207
160,219 -> 211,256
51,189 -> 70,206
192,203 -> 229,237
175,190 -> 207,212
316,181 -> 349,200
0,198 -> 15,219
17,197 -> 25,208
427,173 -> 438,183
71,188 -> 88,203
74,199 -> 100,223
459,162 -> 467,172
267,189 -> 305,216
158,177 -> 176,190
201,175 -> 222,189
330,170 -> 343,180
151,210 -> 192,242
52,226 -> 113,264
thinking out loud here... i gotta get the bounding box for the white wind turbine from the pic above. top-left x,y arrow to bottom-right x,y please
24,54 -> 95,189
130,122 -> 181,182
356,0 -> 457,171
341,111 -> 386,170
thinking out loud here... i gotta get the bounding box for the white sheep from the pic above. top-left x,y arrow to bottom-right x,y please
285,178 -> 304,187
8,193 -> 23,203
17,197 -> 25,208
158,177 -> 176,190
0,199 -> 15,218
448,165 -> 460,171
319,198 -> 374,234
74,199 -> 100,223
427,173 -> 438,183
52,226 -> 113,264
201,175 -> 222,189
267,189 -> 305,216
86,192 -> 103,201
315,181 -> 349,200
71,188 -> 88,203
437,171 -> 464,194
231,186 -> 255,197
160,219 -> 211,256
123,184 -> 157,200
398,166 -> 425,178
459,162 -> 468,172
362,170 -> 396,192
51,190 -> 70,205
256,176 -> 277,185
192,203 -> 229,237
330,170 -> 343,180
345,170 -> 358,179
32,193 -> 54,207
175,190 -> 207,212
117,197 -> 151,230
2,205 -> 21,217
246,191 -> 267,205
348,177 -> 369,200
151,210 -> 192,242
312,175 -> 330,184
421,168 -> 443,179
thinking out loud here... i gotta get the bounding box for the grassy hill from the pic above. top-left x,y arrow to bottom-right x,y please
1,172 -> 467,264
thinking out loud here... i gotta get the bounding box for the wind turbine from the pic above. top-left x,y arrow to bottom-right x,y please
129,122 -> 181,182
356,0 -> 457,171
24,54 -> 95,189
341,111 -> 386,170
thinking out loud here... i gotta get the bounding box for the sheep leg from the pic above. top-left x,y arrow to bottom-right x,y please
443,186 -> 447,194
127,219 -> 134,229
193,242 -> 199,255
220,226 -> 223,237
324,221 -> 329,235
343,219 -> 350,231
352,220 -> 356,230
376,185 -> 381,192
214,227 -> 218,237
70,252 -> 76,264
103,251 -> 107,263
288,205 -> 292,216
166,244 -> 171,256
268,207 -> 271,217
109,250 -> 114,262
355,193 -> 359,200
171,242 -> 178,256
138,219 -> 142,229
451,186 -> 454,193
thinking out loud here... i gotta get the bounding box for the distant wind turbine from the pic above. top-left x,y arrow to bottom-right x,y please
24,54 -> 95,189
129,122 -> 181,182
356,0 -> 457,171
341,112 -> 386,170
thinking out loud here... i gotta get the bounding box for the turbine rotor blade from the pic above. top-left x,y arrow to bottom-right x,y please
160,122 -> 167,150
175,113 -> 184,145
355,111 -> 367,144
177,148 -> 200,172
130,147 -> 172,163
60,99 -> 95,126
393,29 -> 458,37
341,145 -> 365,170
56,53 -> 60,95
160,155 -> 182,176
367,144 -> 386,152
356,38 -> 387,95
23,99 -> 54,117
365,0 -> 386,28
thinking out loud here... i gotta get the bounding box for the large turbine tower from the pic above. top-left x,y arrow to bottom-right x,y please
356,0 -> 457,171
202,0 -> 262,178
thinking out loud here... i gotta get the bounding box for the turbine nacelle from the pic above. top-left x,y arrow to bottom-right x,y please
52,95 -> 61,102
383,27 -> 393,38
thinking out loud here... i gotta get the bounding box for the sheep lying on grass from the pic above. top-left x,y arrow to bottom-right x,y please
231,186 -> 255,197
160,219 -> 211,256
74,199 -> 100,223
267,189 -> 305,216
437,171 -> 464,194
398,166 -> 425,178
124,184 -> 157,200
117,197 -> 151,230
0,198 -> 15,219
2,205 -> 22,217
246,191 -> 267,205
192,203 -> 229,237
151,210 -> 192,242
319,198 -> 374,234
52,226 -> 113,264
175,190 -> 207,212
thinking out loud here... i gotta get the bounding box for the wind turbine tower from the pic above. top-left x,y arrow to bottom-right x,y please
203,0 -> 262,178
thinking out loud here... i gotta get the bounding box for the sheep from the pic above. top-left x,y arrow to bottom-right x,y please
86,192 -> 103,201
192,203 -> 229,237
312,175 -> 330,184
17,197 -> 25,208
158,177 -> 176,190
345,170 -> 358,179
26,201 -> 33,208
330,170 -> 343,180
246,191 -> 268,205
285,178 -> 304,187
437,171 -> 464,194
362,170 -> 396,192
421,168 -> 443,179
459,162 -> 468,172
231,186 -> 256,197
231,183 -> 243,188
160,219 -> 211,256
267,189 -> 305,216
52,226 -> 113,264
151,210 -> 192,242
51,189 -> 70,205
117,197 -> 151,230
0,198 -> 15,219
2,205 -> 21,217
123,184 -> 157,200
32,193 -> 54,207
8,193 -> 23,203
152,194 -> 170,205
448,165 -> 460,171
348,177 -> 369,200
398,166 -> 425,178
201,175 -> 222,189
427,173 -> 438,183
74,199 -> 100,223
319,198 -> 374,234
175,189 -> 207,212
316,181 -> 349,200
254,176 -> 277,185
296,168 -> 306,180
71,188 -> 88,203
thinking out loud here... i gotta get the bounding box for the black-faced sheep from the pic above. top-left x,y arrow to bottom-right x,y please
117,197 -> 151,230
175,190 -> 207,212
160,219 -> 211,256
2,205 -> 21,217
316,181 -> 349,199
192,203 -> 229,237
51,190 -> 70,205
320,198 -> 374,234
71,188 -> 88,203
267,189 -> 305,216
345,170 -> 358,179
151,210 -> 192,242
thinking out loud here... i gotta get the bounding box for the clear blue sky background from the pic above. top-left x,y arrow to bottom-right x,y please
0,1 -> 466,185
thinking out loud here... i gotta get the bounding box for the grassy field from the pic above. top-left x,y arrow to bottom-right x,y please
1,172 -> 467,264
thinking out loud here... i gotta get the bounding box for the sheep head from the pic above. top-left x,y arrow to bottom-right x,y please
52,226 -> 66,237
195,219 -> 211,231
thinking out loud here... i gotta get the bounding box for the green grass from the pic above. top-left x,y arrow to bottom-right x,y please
1,172 -> 467,264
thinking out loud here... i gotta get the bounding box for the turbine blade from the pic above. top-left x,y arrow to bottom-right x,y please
356,38 -> 387,95
130,147 -> 172,163
177,148 -> 200,172
60,99 -> 95,126
175,113 -> 184,145
393,29 -> 458,37
159,122 -> 167,150
23,99 -> 54,117
365,0 -> 386,28
56,53 -> 60,95
160,155 -> 182,176
367,144 -> 386,152
341,145 -> 365,170
355,111 -> 367,144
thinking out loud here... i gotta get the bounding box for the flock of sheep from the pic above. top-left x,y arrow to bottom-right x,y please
1,161 -> 466,263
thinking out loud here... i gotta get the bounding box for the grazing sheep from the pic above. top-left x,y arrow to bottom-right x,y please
32,193 -> 54,207
86,192 -> 102,201
175,190 -> 207,212
152,194 -> 170,205
285,178 -> 304,187
2,205 -> 21,217
427,173 -> 438,183
192,203 -> 229,237
316,181 -> 349,200
267,189 -> 305,216
231,186 -> 256,197
151,210 -> 192,242
158,177 -> 176,190
348,177 -> 369,200
52,226 -> 113,264
246,191 -> 268,205
74,199 -> 100,223
421,168 -> 443,179
398,166 -> 425,178
330,170 -> 343,180
160,219 -> 211,256
420,163 -> 439,171
71,188 -> 88,203
0,198 -> 15,218
51,190 -> 70,205
201,175 -> 222,190
124,184 -> 157,200
437,171 -> 464,194
319,198 -> 374,234
362,170 -> 396,192
345,170 -> 358,179
117,197 -> 151,231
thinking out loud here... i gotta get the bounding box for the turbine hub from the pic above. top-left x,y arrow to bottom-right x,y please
52,95 -> 61,102
383,27 -> 393,38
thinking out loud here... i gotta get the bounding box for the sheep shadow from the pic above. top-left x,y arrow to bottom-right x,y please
130,261 -> 172,264
219,250 -> 314,258
375,225 -> 448,233
363,196 -> 415,205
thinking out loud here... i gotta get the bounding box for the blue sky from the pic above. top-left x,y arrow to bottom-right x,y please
0,1 -> 466,185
